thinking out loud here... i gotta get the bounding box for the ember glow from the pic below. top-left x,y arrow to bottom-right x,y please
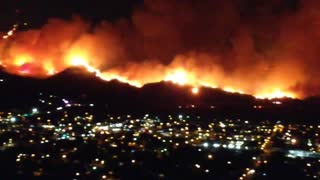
255,90 -> 298,100
2,0 -> 320,99
67,53 -> 143,87
191,87 -> 199,95
0,24 -> 302,99
164,70 -> 190,86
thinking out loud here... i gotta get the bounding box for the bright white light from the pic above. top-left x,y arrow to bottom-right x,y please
32,108 -> 38,114
192,87 -> 199,94
248,169 -> 255,174
10,117 -> 16,123
213,143 -> 220,148
42,125 -> 55,129
62,99 -> 69,104
203,142 -> 209,148
112,128 -> 121,132
114,123 -> 123,128
228,144 -> 235,149
219,122 -> 226,128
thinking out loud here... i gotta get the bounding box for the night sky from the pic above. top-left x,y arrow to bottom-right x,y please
0,0 -> 143,29
0,0 -> 299,29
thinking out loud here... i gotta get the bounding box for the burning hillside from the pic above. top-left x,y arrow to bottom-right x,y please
1,0 -> 320,99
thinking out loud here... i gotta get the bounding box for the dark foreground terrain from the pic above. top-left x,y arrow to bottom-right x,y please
0,68 -> 320,179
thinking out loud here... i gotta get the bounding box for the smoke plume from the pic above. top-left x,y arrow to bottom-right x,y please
1,0 -> 320,98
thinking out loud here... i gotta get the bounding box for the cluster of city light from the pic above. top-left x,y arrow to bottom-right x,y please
2,93 -> 320,179
260,124 -> 283,151
203,141 -> 246,150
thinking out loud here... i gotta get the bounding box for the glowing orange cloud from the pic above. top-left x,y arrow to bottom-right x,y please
4,0 -> 320,100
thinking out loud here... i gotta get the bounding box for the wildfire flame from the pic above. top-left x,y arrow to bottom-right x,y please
255,90 -> 297,100
0,48 -> 299,99
67,53 -> 143,87
164,70 -> 189,86
66,53 -> 296,99
4,0 -> 320,100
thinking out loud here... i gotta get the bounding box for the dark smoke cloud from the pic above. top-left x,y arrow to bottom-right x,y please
1,0 -> 320,98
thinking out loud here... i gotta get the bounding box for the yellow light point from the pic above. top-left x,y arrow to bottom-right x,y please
192,87 -> 199,95
165,70 -> 189,85
7,30 -> 13,36
291,138 -> 297,145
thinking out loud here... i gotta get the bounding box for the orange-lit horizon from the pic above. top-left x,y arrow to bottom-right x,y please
3,4 -> 320,100
0,52 -> 298,99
